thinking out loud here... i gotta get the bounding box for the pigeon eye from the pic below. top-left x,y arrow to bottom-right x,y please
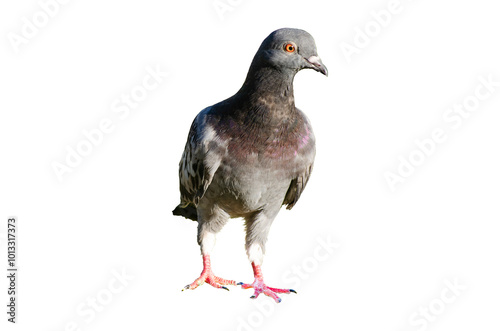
284,43 -> 295,53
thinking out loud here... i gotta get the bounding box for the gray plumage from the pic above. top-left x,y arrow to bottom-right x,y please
173,28 -> 327,274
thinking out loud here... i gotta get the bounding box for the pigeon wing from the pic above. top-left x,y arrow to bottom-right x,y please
283,162 -> 314,210
178,107 -> 222,207
282,110 -> 315,210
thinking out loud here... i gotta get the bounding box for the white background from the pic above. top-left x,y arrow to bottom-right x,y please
1,0 -> 499,330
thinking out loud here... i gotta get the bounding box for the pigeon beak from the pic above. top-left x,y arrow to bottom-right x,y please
305,55 -> 328,77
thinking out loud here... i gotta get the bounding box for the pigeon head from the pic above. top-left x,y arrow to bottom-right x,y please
252,28 -> 328,77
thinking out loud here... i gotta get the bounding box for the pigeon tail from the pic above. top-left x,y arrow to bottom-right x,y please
172,204 -> 198,221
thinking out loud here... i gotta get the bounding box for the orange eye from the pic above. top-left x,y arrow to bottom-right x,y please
284,43 -> 295,53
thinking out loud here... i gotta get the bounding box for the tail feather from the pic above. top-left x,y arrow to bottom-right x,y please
172,204 -> 198,221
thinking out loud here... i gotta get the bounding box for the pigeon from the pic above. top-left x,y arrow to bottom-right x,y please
173,28 -> 327,303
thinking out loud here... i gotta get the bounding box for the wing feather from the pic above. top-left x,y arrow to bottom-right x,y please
283,163 -> 313,210
178,107 -> 223,207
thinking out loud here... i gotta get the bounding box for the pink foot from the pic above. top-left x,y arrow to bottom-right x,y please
237,263 -> 297,303
183,255 -> 236,291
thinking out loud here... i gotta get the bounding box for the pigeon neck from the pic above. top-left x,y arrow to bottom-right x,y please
239,66 -> 296,110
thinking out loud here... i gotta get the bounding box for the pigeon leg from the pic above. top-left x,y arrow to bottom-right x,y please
183,254 -> 236,291
238,262 -> 296,303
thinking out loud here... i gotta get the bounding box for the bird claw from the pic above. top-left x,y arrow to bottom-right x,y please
238,280 -> 294,303
183,266 -> 236,292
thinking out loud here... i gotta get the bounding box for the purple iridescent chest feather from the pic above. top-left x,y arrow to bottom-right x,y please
204,94 -> 315,163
